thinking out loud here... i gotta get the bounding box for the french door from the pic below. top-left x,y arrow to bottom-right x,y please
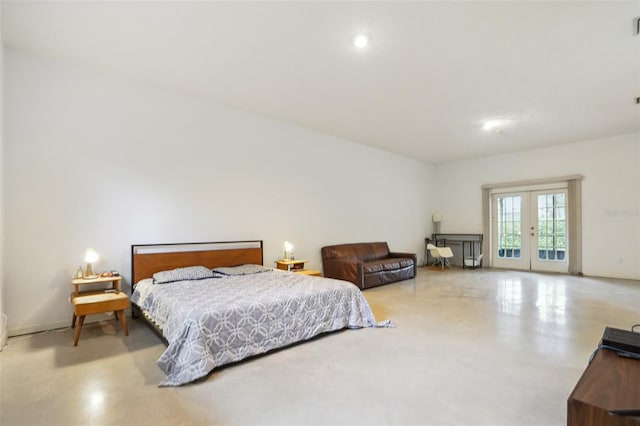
492,189 -> 568,273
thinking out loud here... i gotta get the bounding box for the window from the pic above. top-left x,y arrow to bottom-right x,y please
497,195 -> 522,259
536,193 -> 566,261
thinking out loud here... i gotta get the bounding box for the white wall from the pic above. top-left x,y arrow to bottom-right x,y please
433,133 -> 640,280
3,49 -> 433,335
6,47 -> 636,337
0,9 -> 7,349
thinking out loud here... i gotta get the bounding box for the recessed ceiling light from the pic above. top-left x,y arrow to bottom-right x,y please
354,34 -> 369,48
483,119 -> 507,133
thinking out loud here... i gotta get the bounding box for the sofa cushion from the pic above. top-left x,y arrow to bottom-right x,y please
363,258 -> 413,274
397,258 -> 414,268
364,267 -> 416,289
357,243 -> 390,262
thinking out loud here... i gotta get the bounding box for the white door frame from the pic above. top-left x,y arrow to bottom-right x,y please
529,189 -> 569,273
482,175 -> 582,275
492,192 -> 530,270
490,184 -> 569,273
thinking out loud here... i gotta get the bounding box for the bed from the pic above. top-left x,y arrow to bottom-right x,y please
130,241 -> 389,386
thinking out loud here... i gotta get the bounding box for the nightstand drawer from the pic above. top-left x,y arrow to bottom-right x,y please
72,291 -> 129,316
70,289 -> 129,346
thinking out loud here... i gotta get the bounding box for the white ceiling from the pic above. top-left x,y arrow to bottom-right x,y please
2,1 -> 639,164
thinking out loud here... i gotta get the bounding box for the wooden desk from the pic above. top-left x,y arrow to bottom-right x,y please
427,234 -> 483,269
567,349 -> 640,425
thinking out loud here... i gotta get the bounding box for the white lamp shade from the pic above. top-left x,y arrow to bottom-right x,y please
432,213 -> 443,223
84,248 -> 99,263
283,241 -> 294,252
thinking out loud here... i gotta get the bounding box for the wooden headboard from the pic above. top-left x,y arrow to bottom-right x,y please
131,240 -> 264,286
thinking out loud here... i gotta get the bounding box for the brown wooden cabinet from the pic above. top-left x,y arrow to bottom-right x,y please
567,349 -> 640,425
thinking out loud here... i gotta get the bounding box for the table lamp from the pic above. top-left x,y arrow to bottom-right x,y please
283,241 -> 294,261
84,248 -> 99,279
432,213 -> 442,234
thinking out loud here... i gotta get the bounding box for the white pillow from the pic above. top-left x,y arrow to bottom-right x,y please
153,266 -> 215,284
212,264 -> 272,276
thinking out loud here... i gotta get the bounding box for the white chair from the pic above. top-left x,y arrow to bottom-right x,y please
427,243 -> 454,270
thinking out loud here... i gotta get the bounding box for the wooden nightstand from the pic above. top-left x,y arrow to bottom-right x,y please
275,259 -> 308,271
70,276 -> 129,346
294,269 -> 322,277
274,260 -> 321,277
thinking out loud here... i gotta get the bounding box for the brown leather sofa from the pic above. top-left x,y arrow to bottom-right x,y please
321,242 -> 416,289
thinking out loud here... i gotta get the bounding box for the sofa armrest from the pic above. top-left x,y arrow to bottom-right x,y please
388,251 -> 416,259
322,258 -> 364,288
389,251 -> 418,263
388,251 -> 417,277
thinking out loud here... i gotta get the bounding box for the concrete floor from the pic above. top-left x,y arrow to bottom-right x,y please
1,267 -> 639,426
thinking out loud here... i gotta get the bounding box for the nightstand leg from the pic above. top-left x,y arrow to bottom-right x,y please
73,315 -> 85,346
71,313 -> 77,328
117,310 -> 129,336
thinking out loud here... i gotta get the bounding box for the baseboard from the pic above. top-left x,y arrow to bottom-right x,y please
0,313 -> 7,351
7,311 -> 128,337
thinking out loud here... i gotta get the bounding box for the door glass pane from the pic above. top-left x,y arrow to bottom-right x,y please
537,193 -> 566,262
497,196 -> 521,259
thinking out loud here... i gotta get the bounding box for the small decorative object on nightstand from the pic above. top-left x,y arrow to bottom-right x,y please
70,275 -> 129,346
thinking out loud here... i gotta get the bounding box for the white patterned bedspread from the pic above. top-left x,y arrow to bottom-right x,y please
131,269 -> 385,386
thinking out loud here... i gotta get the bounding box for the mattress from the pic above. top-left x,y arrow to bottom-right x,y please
131,268 -> 388,386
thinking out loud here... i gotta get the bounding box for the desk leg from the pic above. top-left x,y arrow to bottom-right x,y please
73,316 -> 85,346
424,241 -> 428,266
472,243 -> 476,269
463,242 -> 466,269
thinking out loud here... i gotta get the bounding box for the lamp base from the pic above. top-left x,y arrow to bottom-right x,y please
85,263 -> 97,280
